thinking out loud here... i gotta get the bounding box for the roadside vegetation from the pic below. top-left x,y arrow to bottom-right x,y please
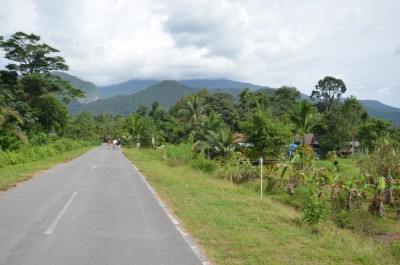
0,140 -> 95,190
124,146 -> 399,264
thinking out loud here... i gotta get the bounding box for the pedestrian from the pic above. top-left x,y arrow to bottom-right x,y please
107,140 -> 111,150
112,139 -> 117,149
116,139 -> 121,150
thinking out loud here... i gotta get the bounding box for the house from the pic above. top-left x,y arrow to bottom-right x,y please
293,134 -> 320,154
337,141 -> 360,157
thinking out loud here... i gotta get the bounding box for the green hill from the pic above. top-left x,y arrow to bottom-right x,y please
97,79 -> 159,99
96,78 -> 271,99
69,80 -> 198,116
53,71 -> 99,102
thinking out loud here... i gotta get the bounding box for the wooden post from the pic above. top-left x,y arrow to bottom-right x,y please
260,157 -> 263,200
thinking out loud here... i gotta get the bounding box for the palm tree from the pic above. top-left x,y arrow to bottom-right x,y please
193,128 -> 234,160
178,95 -> 205,129
199,111 -> 224,137
192,111 -> 234,160
290,100 -> 320,147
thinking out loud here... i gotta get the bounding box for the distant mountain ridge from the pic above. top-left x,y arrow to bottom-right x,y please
360,100 -> 400,125
97,78 -> 272,99
97,79 -> 159,99
59,73 -> 400,124
69,80 -> 198,116
52,72 -> 98,103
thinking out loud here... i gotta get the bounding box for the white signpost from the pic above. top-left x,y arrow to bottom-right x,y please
260,157 -> 263,200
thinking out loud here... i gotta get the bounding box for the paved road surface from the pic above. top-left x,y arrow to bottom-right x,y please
0,144 -> 206,265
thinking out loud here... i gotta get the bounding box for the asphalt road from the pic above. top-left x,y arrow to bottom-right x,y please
0,144 -> 207,265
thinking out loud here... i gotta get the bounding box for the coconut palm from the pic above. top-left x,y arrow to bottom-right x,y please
199,111 -> 224,138
290,100 -> 321,147
178,95 -> 205,129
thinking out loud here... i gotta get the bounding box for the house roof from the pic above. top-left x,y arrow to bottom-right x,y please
294,133 -> 319,146
234,133 -> 245,143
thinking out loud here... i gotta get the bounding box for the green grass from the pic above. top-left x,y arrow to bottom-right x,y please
124,147 -> 399,265
314,158 -> 361,177
0,146 -> 94,191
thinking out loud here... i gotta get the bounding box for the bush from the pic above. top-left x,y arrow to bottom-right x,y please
160,144 -> 194,167
190,157 -> 220,174
0,138 -> 85,168
29,132 -> 54,146
216,158 -> 258,184
333,209 -> 378,236
301,187 -> 331,233
391,240 -> 400,260
0,135 -> 23,151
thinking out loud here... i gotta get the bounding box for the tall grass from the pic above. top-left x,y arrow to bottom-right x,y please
123,147 -> 399,264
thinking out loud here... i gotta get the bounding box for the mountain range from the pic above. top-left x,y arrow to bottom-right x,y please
62,72 -> 400,124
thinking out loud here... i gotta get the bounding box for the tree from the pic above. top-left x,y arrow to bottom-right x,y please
357,117 -> 393,150
149,102 -> 178,143
178,95 -> 205,129
0,32 -> 84,139
0,74 -> 27,147
68,112 -> 97,140
203,93 -> 239,131
338,96 -> 367,158
125,113 -> 142,143
270,86 -> 301,119
192,111 -> 234,160
238,88 -> 271,120
0,105 -> 27,148
94,113 -> 114,141
19,73 -> 84,106
310,76 -> 346,112
35,94 -> 68,135
0,32 -> 68,75
136,116 -> 158,147
240,109 -> 292,159
290,100 -> 321,147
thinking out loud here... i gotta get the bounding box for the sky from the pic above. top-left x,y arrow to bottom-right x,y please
1,0 -> 400,107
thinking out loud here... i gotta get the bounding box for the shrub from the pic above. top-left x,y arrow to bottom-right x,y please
0,138 -> 85,168
333,209 -> 378,236
190,157 -> 220,174
161,144 -> 194,167
216,158 -> 258,184
30,132 -> 54,146
391,240 -> 400,260
301,187 -> 331,233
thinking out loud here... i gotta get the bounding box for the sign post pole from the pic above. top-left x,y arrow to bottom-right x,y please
260,157 -> 263,200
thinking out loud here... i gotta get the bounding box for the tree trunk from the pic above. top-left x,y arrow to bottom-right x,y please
287,182 -> 295,195
369,192 -> 385,217
346,190 -> 352,211
385,169 -> 394,205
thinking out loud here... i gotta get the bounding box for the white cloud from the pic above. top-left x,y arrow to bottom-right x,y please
0,0 -> 399,107
378,86 -> 390,96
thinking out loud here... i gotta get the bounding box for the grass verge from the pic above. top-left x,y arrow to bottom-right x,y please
124,147 -> 398,265
0,146 -> 94,191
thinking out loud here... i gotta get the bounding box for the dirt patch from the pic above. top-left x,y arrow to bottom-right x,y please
376,232 -> 400,246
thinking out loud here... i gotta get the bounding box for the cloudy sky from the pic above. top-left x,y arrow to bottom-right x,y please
1,0 -> 399,107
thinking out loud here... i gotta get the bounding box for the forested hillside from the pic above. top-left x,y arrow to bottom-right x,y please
69,80 -> 199,116
97,79 -> 159,99
96,78 -> 271,99
53,71 -> 98,102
